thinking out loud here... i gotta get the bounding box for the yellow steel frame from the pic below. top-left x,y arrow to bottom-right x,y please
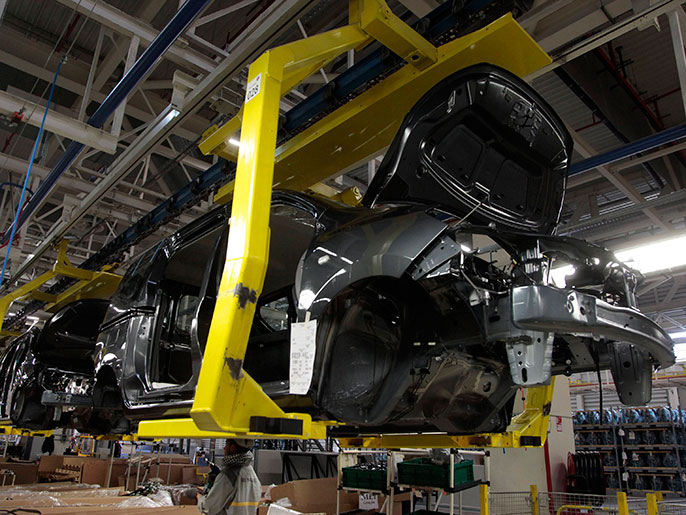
95,433 -> 139,442
202,13 -> 550,203
0,240 -> 121,337
138,2 -> 556,446
0,426 -> 52,437
76,435 -> 95,456
338,379 -> 555,449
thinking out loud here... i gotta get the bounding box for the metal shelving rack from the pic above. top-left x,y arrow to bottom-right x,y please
336,449 -> 485,515
574,409 -> 686,496
336,450 -> 396,515
575,423 -> 624,490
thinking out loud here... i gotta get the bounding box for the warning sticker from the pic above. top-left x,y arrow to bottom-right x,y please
289,319 -> 317,395
246,73 -> 262,103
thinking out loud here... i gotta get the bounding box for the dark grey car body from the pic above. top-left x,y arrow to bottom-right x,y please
73,65 -> 674,436
0,299 -> 109,430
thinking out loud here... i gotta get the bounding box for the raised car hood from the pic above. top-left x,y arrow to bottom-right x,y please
363,64 -> 572,235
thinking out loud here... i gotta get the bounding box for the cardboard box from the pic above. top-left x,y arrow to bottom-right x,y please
182,465 -> 209,485
269,478 -> 409,515
38,455 -> 65,474
269,477 -> 359,515
21,507 -> 200,514
59,457 -> 128,487
0,462 -> 38,484
267,505 -> 326,515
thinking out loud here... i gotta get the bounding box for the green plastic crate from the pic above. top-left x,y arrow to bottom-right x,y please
342,466 -> 387,491
397,458 -> 474,489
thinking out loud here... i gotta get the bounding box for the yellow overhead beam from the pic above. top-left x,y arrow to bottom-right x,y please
0,240 -> 121,337
203,13 -> 550,204
351,0 -> 437,69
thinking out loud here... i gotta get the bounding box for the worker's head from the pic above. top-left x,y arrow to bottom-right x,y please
225,438 -> 255,455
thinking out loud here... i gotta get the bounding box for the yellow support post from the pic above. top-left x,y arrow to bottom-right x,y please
655,491 -> 663,503
646,493 -> 658,515
530,485 -> 539,515
616,492 -> 629,515
480,484 -> 489,515
191,18 -> 371,435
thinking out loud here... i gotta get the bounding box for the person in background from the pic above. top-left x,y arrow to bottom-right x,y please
191,438 -> 261,515
41,435 -> 55,456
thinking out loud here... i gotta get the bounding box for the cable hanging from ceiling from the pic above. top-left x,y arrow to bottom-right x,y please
0,0 -> 100,285
0,57 -> 65,286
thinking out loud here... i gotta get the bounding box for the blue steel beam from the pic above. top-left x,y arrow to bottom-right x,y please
1,0 -> 212,245
570,124 -> 686,176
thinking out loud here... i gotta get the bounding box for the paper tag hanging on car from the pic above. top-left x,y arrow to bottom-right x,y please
289,318 -> 317,395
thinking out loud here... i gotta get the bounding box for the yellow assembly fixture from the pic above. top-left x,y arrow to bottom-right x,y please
139,1 -> 555,447
0,239 -> 121,338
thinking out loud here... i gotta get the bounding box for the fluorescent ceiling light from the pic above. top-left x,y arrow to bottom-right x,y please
26,316 -> 40,321
670,331 -> 686,340
228,138 -> 240,146
615,235 -> 686,274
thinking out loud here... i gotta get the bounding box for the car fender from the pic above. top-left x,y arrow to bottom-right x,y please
294,208 -> 448,321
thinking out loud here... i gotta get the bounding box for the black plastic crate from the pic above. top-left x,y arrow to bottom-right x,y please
342,466 -> 387,491
398,458 -> 474,489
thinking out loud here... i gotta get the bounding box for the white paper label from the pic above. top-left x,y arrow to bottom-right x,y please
618,429 -> 625,436
359,493 -> 379,510
622,472 -> 629,481
289,319 -> 317,394
246,73 -> 262,103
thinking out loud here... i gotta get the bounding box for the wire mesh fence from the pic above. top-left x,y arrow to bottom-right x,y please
483,490 -> 651,515
537,491 -> 648,515
658,501 -> 686,514
488,491 -> 533,515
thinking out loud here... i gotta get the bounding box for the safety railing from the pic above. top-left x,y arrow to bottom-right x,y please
657,500 -> 686,514
538,491 -> 648,514
484,486 -> 653,515
487,490 -> 533,514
